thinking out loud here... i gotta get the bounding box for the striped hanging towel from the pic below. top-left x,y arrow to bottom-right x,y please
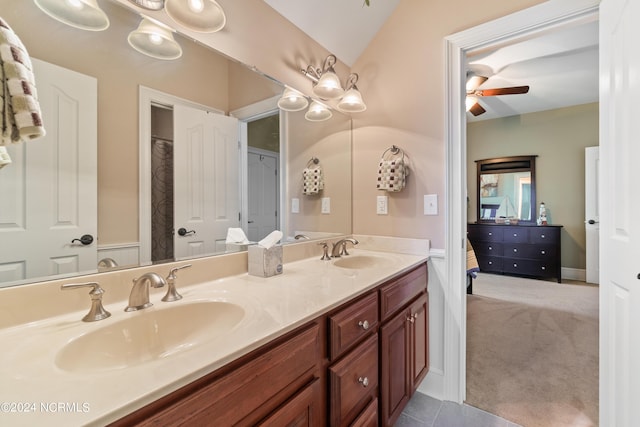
303,166 -> 324,195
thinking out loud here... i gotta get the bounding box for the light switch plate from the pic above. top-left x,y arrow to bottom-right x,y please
321,197 -> 331,214
291,198 -> 299,213
377,195 -> 388,215
424,194 -> 438,215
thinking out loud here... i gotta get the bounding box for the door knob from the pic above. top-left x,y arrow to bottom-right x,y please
587,219 -> 599,224
177,228 -> 196,236
71,234 -> 94,245
248,221 -> 254,223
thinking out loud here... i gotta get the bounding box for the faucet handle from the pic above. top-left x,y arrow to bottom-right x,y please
318,242 -> 331,260
163,264 -> 192,302
61,282 -> 111,322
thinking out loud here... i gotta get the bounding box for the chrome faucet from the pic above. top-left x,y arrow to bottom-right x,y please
61,282 -> 111,322
318,242 -> 332,260
162,264 -> 192,302
125,272 -> 166,312
331,238 -> 359,258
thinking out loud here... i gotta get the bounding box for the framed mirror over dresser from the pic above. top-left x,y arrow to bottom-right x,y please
468,155 -> 563,283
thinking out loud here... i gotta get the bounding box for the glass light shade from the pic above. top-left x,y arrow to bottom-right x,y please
305,101 -> 332,122
312,71 -> 345,99
337,88 -> 367,113
126,0 -> 164,10
128,18 -> 182,60
277,88 -> 309,112
34,0 -> 110,31
165,0 -> 226,33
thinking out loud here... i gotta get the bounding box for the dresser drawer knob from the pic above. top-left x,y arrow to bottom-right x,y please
541,234 -> 546,238
541,250 -> 546,255
513,233 -> 518,237
488,246 -> 492,250
513,263 -> 518,268
358,320 -> 370,330
358,377 -> 369,387
541,266 -> 546,270
488,232 -> 493,236
513,248 -> 518,253
488,261 -> 493,265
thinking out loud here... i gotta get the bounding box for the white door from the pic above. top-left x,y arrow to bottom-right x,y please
173,105 -> 240,260
585,146 -> 599,284
0,59 -> 97,286
247,149 -> 278,242
600,0 -> 640,425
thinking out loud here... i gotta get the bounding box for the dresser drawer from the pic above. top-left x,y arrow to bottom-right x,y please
328,292 -> 378,361
502,227 -> 528,243
477,255 -> 502,272
503,258 -> 557,277
529,227 -> 560,244
468,226 -> 503,242
473,242 -> 503,257
329,334 -> 378,427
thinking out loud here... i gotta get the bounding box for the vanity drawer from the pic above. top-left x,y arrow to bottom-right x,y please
379,264 -> 427,321
502,227 -> 528,243
328,292 -> 379,361
329,334 -> 378,427
473,242 -> 503,256
529,227 -> 560,244
468,226 -> 503,242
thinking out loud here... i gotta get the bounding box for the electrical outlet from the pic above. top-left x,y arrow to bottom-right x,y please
321,197 -> 331,214
291,198 -> 299,213
377,195 -> 388,215
424,194 -> 438,215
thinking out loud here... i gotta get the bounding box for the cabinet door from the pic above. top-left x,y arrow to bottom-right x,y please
258,379 -> 321,427
410,294 -> 429,391
380,308 -> 410,427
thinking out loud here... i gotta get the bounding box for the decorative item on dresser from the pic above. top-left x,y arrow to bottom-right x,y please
467,223 -> 562,283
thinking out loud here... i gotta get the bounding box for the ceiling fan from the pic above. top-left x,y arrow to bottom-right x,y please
466,74 -> 530,116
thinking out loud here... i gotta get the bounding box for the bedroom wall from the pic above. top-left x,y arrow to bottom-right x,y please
467,102 -> 600,270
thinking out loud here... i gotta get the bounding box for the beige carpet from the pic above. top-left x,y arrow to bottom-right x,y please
465,273 -> 599,427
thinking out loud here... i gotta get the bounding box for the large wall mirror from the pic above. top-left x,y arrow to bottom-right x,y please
475,155 -> 536,224
0,0 -> 352,288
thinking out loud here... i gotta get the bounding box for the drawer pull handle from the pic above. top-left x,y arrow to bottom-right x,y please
513,248 -> 518,253
541,266 -> 546,270
488,232 -> 493,236
541,234 -> 546,238
488,261 -> 493,265
513,233 -> 518,237
488,246 -> 492,250
406,315 -> 415,324
358,320 -> 370,330
513,263 -> 518,268
358,377 -> 369,387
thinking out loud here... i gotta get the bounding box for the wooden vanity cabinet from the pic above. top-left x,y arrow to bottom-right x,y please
379,265 -> 429,427
109,323 -> 323,427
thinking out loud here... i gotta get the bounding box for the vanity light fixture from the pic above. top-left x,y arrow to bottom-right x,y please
304,101 -> 332,122
277,87 -> 309,112
128,17 -> 182,60
34,0 -> 110,31
126,0 -> 164,10
301,54 -> 367,113
164,0 -> 226,33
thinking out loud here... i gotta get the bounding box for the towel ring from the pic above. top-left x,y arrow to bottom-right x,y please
381,145 -> 405,161
306,157 -> 320,167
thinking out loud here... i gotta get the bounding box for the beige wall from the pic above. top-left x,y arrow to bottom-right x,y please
467,103 -> 599,269
350,0 -> 544,249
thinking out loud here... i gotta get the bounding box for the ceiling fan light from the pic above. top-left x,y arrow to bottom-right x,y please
305,101 -> 332,122
164,0 -> 226,33
337,87 -> 366,113
128,17 -> 182,60
34,0 -> 110,31
313,70 -> 344,99
126,0 -> 164,10
465,96 -> 478,112
277,87 -> 309,112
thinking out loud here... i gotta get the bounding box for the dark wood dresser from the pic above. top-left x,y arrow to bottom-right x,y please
467,223 -> 563,283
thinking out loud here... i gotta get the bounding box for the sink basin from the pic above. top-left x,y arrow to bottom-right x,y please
55,301 -> 244,373
333,255 -> 392,269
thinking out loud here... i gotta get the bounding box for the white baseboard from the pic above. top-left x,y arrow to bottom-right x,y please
417,367 -> 445,401
561,267 -> 586,282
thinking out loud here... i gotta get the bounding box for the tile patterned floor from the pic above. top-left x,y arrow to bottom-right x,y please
396,392 -> 522,427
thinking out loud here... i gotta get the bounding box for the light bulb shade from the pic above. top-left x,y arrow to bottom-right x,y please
465,96 -> 478,112
34,0 -> 110,31
305,101 -> 332,122
337,87 -> 367,113
126,0 -> 164,10
312,70 -> 344,99
165,0 -> 226,33
128,18 -> 182,60
277,88 -> 309,112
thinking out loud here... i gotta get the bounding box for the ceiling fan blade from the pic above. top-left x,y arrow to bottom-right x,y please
469,102 -> 486,116
477,86 -> 530,97
466,75 -> 488,92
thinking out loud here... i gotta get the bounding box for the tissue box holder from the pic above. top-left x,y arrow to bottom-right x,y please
248,245 -> 283,278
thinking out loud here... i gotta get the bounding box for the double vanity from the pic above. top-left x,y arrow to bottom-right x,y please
0,237 -> 429,426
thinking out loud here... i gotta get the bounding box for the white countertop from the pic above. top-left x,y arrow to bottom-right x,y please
0,249 -> 427,426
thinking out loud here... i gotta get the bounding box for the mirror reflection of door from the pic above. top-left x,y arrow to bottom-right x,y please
0,59 -> 97,286
246,114 -> 280,242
